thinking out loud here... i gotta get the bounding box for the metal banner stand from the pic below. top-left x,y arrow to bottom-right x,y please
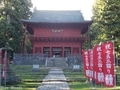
112,40 -> 116,90
0,49 -> 2,89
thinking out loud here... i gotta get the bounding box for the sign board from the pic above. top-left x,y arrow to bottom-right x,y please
33,64 -> 39,69
73,65 -> 80,71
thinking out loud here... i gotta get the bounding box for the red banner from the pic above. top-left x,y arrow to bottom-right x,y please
2,51 -> 7,78
82,50 -> 90,78
102,41 -> 115,87
89,49 -> 94,79
93,45 -> 104,83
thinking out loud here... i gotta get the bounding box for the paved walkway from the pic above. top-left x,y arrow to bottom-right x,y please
36,68 -> 70,90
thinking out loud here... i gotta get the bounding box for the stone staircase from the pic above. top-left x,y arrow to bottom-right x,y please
45,58 -> 53,67
46,57 -> 66,67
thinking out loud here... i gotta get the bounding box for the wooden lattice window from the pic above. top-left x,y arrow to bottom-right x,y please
73,47 -> 79,53
35,47 -> 41,53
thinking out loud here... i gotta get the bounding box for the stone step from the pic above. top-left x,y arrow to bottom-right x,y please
46,58 -> 66,67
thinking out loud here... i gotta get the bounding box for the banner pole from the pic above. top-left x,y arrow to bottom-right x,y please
94,80 -> 96,90
112,40 -> 116,90
0,58 -> 2,88
90,78 -> 94,90
0,49 -> 2,89
3,50 -> 7,90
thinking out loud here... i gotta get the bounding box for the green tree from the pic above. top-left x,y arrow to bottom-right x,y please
91,0 -> 120,58
0,0 -> 32,53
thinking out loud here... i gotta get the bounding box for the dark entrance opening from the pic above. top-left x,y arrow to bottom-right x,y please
52,47 -> 62,57
54,52 -> 61,57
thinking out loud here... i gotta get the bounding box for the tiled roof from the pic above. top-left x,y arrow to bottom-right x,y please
22,10 -> 90,23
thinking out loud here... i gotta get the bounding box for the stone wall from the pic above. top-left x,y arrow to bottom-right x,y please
66,54 -> 83,66
13,53 -> 47,65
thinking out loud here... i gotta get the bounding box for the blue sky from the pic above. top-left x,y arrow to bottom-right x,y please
31,0 -> 95,20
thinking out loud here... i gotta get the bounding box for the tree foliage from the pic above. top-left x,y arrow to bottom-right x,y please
91,0 -> 120,58
0,0 -> 32,53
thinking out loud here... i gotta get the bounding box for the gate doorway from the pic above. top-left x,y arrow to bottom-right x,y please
52,47 -> 62,57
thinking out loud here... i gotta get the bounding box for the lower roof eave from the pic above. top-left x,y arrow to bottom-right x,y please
22,21 -> 92,25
